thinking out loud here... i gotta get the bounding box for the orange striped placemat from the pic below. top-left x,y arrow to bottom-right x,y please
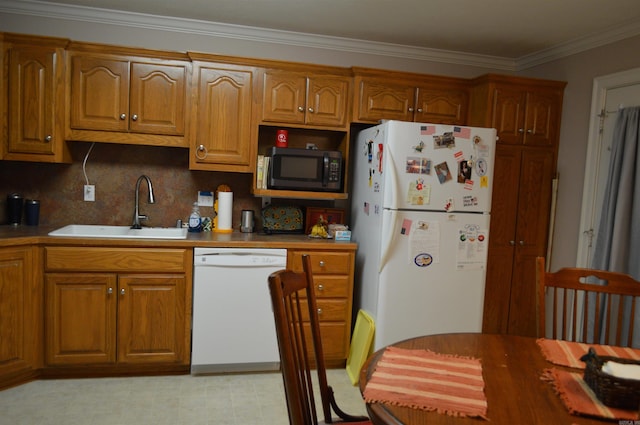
537,338 -> 640,369
542,368 -> 639,421
363,346 -> 487,419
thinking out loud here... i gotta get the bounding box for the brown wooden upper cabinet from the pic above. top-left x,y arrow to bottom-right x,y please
188,56 -> 258,173
262,69 -> 351,129
470,74 -> 564,148
352,67 -> 469,125
4,34 -> 71,163
67,44 -> 190,147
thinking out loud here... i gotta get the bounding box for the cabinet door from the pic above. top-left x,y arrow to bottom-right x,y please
262,71 -> 306,124
491,86 -> 527,145
523,90 -> 562,147
45,273 -> 117,365
355,79 -> 415,122
129,62 -> 186,135
117,274 -> 186,364
482,146 -> 521,334
8,46 -> 57,155
0,247 -> 35,379
506,149 -> 555,337
306,76 -> 350,127
70,56 -> 130,131
414,87 -> 468,125
191,64 -> 254,169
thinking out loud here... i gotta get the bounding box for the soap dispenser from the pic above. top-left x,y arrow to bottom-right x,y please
188,202 -> 202,233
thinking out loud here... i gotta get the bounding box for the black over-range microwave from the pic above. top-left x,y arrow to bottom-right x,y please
266,147 -> 343,192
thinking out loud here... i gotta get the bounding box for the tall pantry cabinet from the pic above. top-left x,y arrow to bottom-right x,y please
469,74 -> 566,337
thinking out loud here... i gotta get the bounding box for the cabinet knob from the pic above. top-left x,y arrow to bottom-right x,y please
317,284 -> 324,291
120,288 -> 125,295
298,106 -> 305,112
195,144 -> 207,160
519,240 -> 525,246
308,107 -> 314,113
131,114 -> 138,121
319,260 -> 325,267
416,108 -> 423,113
120,113 -> 126,120
317,308 -> 323,315
526,129 -> 533,134
45,135 -> 52,143
518,128 -> 524,133
408,107 -> 414,112
509,240 -> 515,246
107,287 -> 113,294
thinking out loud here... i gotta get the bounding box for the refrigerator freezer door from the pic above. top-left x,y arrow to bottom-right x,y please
374,209 -> 490,350
379,121 -> 496,213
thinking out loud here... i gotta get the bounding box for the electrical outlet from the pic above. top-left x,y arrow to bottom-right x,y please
84,185 -> 95,202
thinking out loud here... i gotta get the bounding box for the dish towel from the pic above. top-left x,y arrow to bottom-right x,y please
363,346 -> 488,419
537,338 -> 640,369
542,368 -> 639,421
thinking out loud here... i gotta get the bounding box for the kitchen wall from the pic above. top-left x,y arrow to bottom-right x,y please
0,142 -> 262,228
2,8 -> 640,268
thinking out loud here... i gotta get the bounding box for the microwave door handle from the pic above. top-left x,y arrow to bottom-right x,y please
322,153 -> 329,187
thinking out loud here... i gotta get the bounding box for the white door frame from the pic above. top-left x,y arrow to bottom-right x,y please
576,67 -> 640,267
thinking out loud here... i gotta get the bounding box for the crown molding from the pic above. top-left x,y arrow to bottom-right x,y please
2,0 -> 639,72
0,0 -> 516,71
516,19 -> 640,70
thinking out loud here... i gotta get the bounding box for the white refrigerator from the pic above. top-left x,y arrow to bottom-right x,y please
351,120 -> 497,350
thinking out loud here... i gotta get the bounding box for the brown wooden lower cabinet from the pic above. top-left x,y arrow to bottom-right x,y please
43,246 -> 192,373
287,248 -> 356,367
0,246 -> 40,388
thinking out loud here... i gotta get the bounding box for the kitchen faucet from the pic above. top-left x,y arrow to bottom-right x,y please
131,175 -> 155,229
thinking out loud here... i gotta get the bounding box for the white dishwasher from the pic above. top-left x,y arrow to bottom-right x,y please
191,247 -> 287,374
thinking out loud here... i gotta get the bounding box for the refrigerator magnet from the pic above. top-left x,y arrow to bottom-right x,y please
414,253 -> 433,267
475,158 -> 487,176
401,218 -> 412,235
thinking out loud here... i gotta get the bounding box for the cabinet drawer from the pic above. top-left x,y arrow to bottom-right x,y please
289,251 -> 351,274
45,247 -> 187,272
311,275 -> 349,298
305,322 -> 347,360
299,299 -> 347,322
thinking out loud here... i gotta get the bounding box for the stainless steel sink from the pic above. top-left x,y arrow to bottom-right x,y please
49,224 -> 188,240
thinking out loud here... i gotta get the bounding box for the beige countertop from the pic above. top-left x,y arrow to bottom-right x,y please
0,225 -> 357,250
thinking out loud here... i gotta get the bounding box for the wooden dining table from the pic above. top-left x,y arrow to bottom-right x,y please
359,333 -> 615,424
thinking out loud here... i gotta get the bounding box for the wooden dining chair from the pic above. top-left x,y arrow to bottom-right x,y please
268,254 -> 371,425
536,256 -> 640,347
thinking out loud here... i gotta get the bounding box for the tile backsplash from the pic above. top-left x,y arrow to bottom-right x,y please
0,142 -> 262,229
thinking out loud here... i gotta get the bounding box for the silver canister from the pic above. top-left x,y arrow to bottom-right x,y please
240,209 -> 255,233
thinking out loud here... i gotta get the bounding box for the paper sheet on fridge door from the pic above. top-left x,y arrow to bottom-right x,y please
382,121 -> 496,213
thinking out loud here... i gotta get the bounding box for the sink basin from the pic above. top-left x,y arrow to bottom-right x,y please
49,224 -> 188,240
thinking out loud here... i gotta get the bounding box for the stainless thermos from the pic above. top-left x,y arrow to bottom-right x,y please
240,209 -> 255,233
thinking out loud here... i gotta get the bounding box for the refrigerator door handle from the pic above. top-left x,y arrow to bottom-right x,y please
386,148 -> 400,209
379,209 -> 398,272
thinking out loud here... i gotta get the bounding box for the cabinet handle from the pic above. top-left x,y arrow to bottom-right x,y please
298,106 -> 305,112
317,308 -> 323,315
195,144 -> 207,160
120,288 -> 125,295
107,287 -> 113,294
408,107 -> 414,112
509,240 -> 515,246
45,135 -> 52,143
526,129 -> 533,134
131,114 -> 138,121
308,107 -> 314,113
120,113 -> 126,120
519,240 -> 525,246
319,260 -> 325,267
416,108 -> 423,113
317,284 -> 324,291
518,128 -> 524,133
